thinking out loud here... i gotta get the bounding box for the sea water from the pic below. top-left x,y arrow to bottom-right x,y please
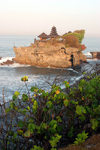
0,35 -> 100,104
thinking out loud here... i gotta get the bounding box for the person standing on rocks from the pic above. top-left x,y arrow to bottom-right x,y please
70,54 -> 74,67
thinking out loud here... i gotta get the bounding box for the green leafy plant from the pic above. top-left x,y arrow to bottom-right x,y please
63,30 -> 85,43
49,134 -> 62,148
91,119 -> 99,130
1,73 -> 100,150
31,145 -> 44,150
74,131 -> 88,145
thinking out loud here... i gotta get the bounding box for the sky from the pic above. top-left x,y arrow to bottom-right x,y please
0,0 -> 100,37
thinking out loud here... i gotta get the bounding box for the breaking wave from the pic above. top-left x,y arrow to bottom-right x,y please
0,57 -> 14,63
84,52 -> 92,57
0,57 -> 30,67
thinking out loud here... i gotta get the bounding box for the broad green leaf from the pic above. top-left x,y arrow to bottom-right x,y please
18,121 -> 25,128
91,119 -> 99,130
76,105 -> 86,115
28,123 -> 36,134
64,99 -> 69,107
24,130 -> 31,138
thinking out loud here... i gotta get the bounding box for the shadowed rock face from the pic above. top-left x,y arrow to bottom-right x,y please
13,40 -> 86,68
97,53 -> 100,59
90,52 -> 100,59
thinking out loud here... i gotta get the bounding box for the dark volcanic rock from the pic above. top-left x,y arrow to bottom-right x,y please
97,52 -> 100,59
90,52 -> 100,59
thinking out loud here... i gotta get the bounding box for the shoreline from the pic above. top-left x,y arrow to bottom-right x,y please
0,60 -> 100,107
0,62 -> 100,150
0,50 -> 100,68
0,55 -> 100,68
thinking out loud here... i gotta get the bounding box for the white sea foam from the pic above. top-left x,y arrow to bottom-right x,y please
0,57 -> 30,67
84,52 -> 92,57
9,63 -> 30,68
0,63 -> 30,68
87,58 -> 98,61
67,68 -> 79,73
0,57 -> 14,63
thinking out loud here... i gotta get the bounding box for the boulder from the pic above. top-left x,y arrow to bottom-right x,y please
90,52 -> 100,59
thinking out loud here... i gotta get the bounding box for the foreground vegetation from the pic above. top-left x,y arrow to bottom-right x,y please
0,69 -> 100,150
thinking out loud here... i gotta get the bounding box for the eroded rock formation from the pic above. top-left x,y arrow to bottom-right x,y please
14,39 -> 86,68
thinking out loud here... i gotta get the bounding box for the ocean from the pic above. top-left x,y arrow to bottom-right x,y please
0,35 -> 100,104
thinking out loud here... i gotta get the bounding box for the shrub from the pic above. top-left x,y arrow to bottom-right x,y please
74,131 -> 88,145
64,35 -> 80,48
0,74 -> 100,150
74,30 -> 85,43
63,30 -> 85,43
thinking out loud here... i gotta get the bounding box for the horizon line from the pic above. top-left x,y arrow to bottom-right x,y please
0,34 -> 100,38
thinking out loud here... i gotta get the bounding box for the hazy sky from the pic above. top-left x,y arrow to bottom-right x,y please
0,0 -> 100,36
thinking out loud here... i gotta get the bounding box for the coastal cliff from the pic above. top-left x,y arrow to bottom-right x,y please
13,27 -> 86,68
14,40 -> 86,68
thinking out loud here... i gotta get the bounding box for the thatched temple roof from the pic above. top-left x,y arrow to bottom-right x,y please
38,26 -> 59,39
49,26 -> 59,38
38,32 -> 48,39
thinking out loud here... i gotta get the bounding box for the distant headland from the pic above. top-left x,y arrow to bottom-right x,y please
13,26 -> 87,68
